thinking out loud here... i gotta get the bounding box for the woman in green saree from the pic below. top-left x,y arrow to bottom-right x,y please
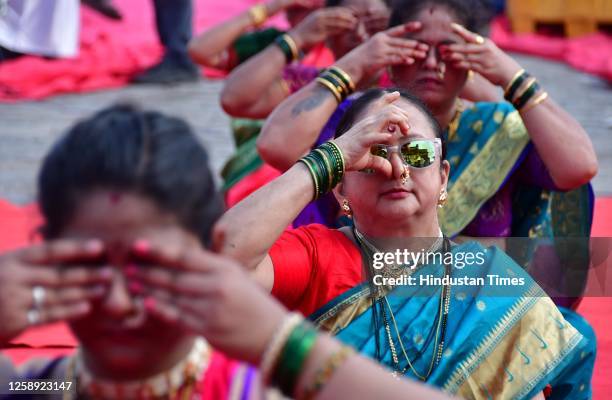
216,89 -> 595,399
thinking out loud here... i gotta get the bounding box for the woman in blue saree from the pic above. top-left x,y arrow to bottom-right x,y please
216,89 -> 595,399
257,0 -> 596,351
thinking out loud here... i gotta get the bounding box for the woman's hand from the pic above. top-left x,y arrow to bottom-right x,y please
440,23 -> 523,87
0,240 -> 112,344
333,92 -> 411,175
129,239 -> 287,365
360,7 -> 391,36
335,22 -> 428,85
289,7 -> 358,49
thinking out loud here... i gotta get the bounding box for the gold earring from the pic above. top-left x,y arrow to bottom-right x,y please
341,199 -> 352,217
437,189 -> 448,208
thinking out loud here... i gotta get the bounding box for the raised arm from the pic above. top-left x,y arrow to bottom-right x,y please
188,0 -> 299,70
257,22 -> 427,171
220,7 -> 358,118
444,23 -> 598,190
135,243 -> 453,400
214,95 -> 410,286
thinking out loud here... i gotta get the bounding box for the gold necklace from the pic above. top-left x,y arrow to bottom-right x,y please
447,99 -> 465,142
353,228 -> 450,380
62,337 -> 210,400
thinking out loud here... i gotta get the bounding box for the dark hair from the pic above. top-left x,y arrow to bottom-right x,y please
38,104 -> 223,246
389,0 -> 493,33
334,88 -> 446,161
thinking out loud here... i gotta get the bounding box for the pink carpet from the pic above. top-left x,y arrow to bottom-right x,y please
0,0 -> 290,101
491,16 -> 612,83
1,197 -> 611,397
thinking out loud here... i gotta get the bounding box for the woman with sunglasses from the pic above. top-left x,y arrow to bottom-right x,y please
215,89 -> 593,399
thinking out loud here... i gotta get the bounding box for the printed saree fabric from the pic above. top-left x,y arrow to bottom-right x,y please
438,102 -> 593,304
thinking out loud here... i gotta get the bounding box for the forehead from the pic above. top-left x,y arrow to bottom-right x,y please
61,190 -> 180,244
406,5 -> 463,44
361,97 -> 436,139
341,0 -> 387,11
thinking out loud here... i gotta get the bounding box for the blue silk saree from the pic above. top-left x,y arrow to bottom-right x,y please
309,241 -> 595,399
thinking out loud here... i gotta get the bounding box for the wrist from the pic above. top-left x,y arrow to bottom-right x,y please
498,64 -> 523,88
334,58 -> 363,87
287,29 -> 305,50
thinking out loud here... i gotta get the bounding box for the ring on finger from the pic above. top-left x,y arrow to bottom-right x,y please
474,34 -> 485,45
27,309 -> 41,326
32,286 -> 46,308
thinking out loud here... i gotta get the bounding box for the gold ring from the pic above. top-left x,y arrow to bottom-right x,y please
475,35 -> 485,45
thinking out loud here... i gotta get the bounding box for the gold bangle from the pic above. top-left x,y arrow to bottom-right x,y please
282,34 -> 299,61
504,68 -> 525,95
520,91 -> 549,113
300,346 -> 355,400
248,4 -> 268,26
316,77 -> 342,103
512,77 -> 537,103
260,313 -> 303,384
329,66 -> 356,93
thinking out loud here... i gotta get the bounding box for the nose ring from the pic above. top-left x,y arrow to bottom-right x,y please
401,166 -> 410,184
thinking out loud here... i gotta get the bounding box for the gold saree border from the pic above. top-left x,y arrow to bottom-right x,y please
313,286 -> 372,334
439,111 -> 530,236
443,285 -> 583,399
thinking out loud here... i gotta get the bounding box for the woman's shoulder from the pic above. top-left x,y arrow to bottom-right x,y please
464,101 -> 516,120
282,224 -> 357,251
460,101 -> 527,139
10,356 -> 70,380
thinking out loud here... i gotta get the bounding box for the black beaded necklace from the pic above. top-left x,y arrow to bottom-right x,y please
354,228 -> 452,380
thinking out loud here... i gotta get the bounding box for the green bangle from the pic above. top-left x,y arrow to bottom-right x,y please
320,71 -> 348,98
299,158 -> 320,200
311,152 -> 330,197
513,81 -> 540,110
327,67 -> 354,94
504,70 -> 530,102
314,149 -> 334,193
275,35 -> 295,64
320,142 -> 345,185
274,322 -> 318,397
299,142 -> 345,200
318,145 -> 341,188
305,152 -> 328,198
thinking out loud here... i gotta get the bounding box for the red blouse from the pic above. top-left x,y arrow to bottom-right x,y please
270,224 -> 364,316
